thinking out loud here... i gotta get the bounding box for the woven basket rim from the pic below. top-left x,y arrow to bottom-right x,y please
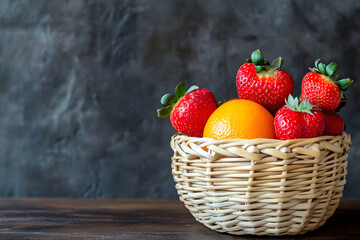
172,131 -> 350,145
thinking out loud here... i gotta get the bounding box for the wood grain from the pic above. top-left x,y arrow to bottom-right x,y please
0,198 -> 358,239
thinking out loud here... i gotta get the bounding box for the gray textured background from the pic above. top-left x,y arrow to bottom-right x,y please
0,0 -> 359,198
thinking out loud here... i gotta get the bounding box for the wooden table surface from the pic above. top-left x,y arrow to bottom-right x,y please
0,198 -> 358,239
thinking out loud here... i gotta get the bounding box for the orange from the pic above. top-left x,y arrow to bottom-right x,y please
203,99 -> 276,140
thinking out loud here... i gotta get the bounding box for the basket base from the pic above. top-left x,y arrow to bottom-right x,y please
179,193 -> 342,236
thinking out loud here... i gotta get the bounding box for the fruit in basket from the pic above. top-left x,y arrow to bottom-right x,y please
301,59 -> 353,112
323,112 -> 344,136
236,49 -> 294,115
274,95 -> 326,140
157,82 -> 217,137
203,99 -> 275,140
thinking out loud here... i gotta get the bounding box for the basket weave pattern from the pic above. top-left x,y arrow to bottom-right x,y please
170,132 -> 351,235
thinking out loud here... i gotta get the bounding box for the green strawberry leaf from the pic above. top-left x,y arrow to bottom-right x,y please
288,94 -> 295,106
318,63 -> 326,75
285,95 -> 315,114
251,49 -> 264,66
285,95 -> 296,111
175,82 -> 187,98
294,96 -> 299,107
337,78 -> 353,91
271,57 -> 284,69
157,106 -> 172,118
325,62 -> 337,77
185,85 -> 199,94
160,93 -> 177,107
315,59 -> 320,68
302,109 -> 313,115
309,67 -> 321,74
298,99 -> 314,114
254,65 -> 263,73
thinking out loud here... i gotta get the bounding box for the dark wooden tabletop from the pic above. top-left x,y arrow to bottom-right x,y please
0,198 -> 358,239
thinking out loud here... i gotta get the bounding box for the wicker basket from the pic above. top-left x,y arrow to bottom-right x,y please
170,132 -> 351,236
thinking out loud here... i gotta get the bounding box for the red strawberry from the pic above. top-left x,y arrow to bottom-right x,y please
301,59 -> 353,112
157,82 -> 218,137
323,112 -> 344,136
274,95 -> 326,140
236,49 -> 294,115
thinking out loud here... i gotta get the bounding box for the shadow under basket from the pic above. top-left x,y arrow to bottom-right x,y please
170,132 -> 351,236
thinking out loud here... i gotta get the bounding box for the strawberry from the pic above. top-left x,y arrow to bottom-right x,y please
301,59 -> 353,112
274,95 -> 326,140
323,112 -> 344,136
236,49 -> 294,115
157,82 -> 217,137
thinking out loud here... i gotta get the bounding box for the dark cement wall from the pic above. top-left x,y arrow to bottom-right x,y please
0,0 -> 359,198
